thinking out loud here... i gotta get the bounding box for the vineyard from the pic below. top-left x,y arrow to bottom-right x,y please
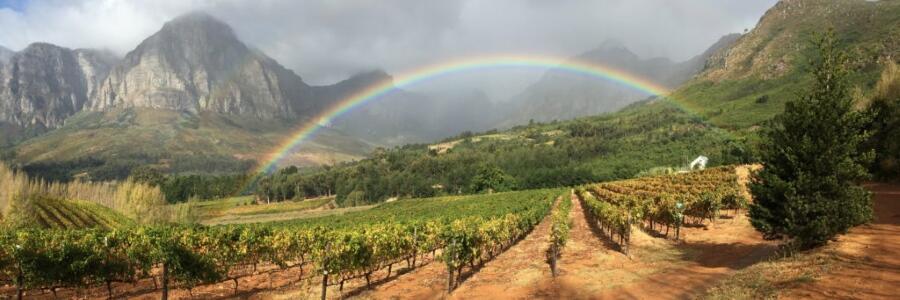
21,196 -> 133,230
0,167 -> 752,299
546,194 -> 572,277
0,188 -> 563,299
576,166 -> 747,254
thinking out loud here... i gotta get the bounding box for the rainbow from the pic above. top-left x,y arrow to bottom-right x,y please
254,54 -> 673,176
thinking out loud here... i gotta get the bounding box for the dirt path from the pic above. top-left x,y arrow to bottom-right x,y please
346,197 -> 563,300
592,210 -> 775,299
780,183 -> 900,299
446,197 -> 560,299
548,192 -> 644,298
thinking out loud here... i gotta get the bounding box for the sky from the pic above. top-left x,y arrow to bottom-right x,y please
0,0 -> 778,100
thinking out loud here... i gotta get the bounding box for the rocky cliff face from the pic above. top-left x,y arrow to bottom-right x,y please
0,46 -> 13,64
91,12 -> 309,119
0,43 -> 116,129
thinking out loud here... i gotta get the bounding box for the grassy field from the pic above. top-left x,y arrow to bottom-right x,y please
189,195 -> 335,225
11,108 -> 373,180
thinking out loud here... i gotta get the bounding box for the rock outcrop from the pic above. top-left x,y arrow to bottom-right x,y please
0,43 -> 116,129
90,12 -> 310,119
0,46 -> 13,64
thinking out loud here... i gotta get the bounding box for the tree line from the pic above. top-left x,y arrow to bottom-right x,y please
254,102 -> 752,207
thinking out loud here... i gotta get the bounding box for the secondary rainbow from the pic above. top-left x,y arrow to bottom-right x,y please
254,54 -> 673,175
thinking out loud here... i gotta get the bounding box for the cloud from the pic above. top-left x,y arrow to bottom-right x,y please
0,0 -> 777,91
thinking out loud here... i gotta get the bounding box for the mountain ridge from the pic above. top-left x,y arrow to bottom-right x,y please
500,33 -> 741,126
0,12 -> 376,178
671,0 -> 900,130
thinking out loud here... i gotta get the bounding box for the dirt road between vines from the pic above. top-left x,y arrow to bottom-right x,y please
349,197 -> 562,300
348,186 -> 776,300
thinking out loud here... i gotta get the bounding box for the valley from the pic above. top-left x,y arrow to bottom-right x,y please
1,0 -> 900,299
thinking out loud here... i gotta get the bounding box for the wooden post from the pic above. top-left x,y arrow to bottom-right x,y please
412,228 -> 418,268
16,269 -> 23,300
161,262 -> 169,300
549,246 -> 558,277
321,272 -> 328,300
675,218 -> 682,241
106,281 -> 113,300
447,266 -> 454,293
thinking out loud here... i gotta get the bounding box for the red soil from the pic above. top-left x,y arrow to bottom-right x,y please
781,183 -> 900,299
8,170 -> 897,299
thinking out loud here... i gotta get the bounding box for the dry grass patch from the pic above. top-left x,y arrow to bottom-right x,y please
702,249 -> 838,300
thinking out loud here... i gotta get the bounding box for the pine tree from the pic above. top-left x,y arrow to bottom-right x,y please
749,30 -> 874,250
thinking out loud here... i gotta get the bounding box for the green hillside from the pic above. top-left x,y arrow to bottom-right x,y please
672,0 -> 900,131
257,99 -> 750,206
10,108 -> 374,181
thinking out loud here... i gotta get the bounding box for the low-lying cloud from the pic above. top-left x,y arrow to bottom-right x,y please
0,0 -> 777,95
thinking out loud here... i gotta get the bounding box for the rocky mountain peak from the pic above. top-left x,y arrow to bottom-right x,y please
0,42 -> 114,130
579,40 -> 641,63
124,11 -> 249,83
0,45 -> 14,64
342,69 -> 394,88
91,11 -> 308,119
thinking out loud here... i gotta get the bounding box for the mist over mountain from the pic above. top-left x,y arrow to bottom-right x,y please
308,70 -> 500,145
0,46 -> 13,64
500,34 -> 741,126
0,9 -> 751,178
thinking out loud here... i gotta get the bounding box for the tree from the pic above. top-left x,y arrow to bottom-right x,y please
129,166 -> 165,186
749,30 -> 873,250
866,61 -> 900,179
469,165 -> 515,193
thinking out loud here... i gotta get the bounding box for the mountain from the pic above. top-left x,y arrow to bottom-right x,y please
0,43 -> 118,146
672,0 -> 900,130
13,108 -> 372,181
0,12 -> 374,179
91,12 -> 313,119
501,36 -> 740,126
309,70 -> 500,146
0,46 -> 13,64
311,70 -> 432,145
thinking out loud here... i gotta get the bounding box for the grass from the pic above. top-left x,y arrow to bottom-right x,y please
184,195 -> 335,225
702,250 -> 838,300
11,108 -> 372,180
228,197 -> 332,216
203,204 -> 374,226
672,0 -> 900,132
191,195 -> 257,219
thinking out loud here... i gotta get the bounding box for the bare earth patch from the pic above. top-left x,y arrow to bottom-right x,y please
777,183 -> 900,299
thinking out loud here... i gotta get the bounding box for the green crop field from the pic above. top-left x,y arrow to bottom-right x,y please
0,188 -> 565,299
